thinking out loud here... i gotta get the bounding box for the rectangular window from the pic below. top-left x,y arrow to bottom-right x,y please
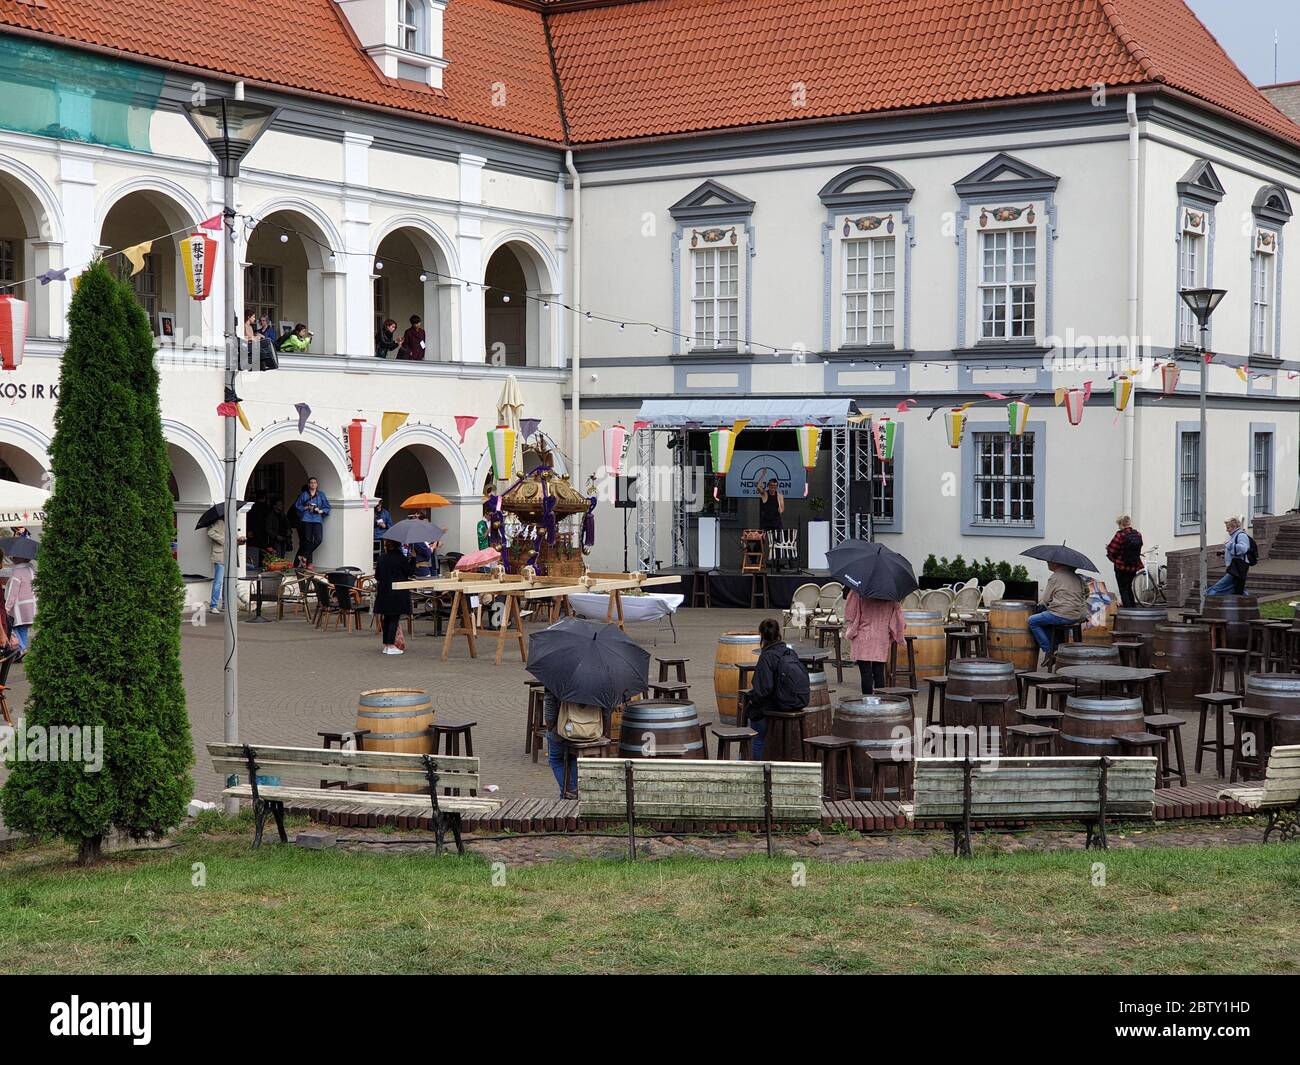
979,230 -> 1035,339
691,246 -> 738,347
398,0 -> 419,51
0,239 -> 14,284
1252,431 -> 1273,517
243,265 -> 280,325
1251,253 -> 1273,356
373,275 -> 388,337
1178,429 -> 1201,527
843,236 -> 895,346
1178,231 -> 1204,346
115,253 -> 160,321
972,431 -> 1035,526
869,463 -> 894,524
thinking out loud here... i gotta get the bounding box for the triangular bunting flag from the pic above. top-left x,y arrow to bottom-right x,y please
381,411 -> 409,441
122,241 -> 153,277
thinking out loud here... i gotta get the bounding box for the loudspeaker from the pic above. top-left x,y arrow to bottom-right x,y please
614,475 -> 638,509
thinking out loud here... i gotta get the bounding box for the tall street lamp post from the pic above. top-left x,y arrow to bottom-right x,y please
182,97 -> 278,811
1178,287 -> 1227,609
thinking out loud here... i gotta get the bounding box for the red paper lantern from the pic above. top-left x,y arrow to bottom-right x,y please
0,296 -> 28,371
345,418 -> 377,483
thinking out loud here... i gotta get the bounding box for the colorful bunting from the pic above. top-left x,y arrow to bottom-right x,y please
632,419 -> 652,433
225,386 -> 250,431
181,231 -> 218,301
454,415 -> 478,445
487,424 -> 518,480
895,398 -> 918,413
943,408 -> 966,449
579,419 -> 601,439
198,213 -> 223,231
217,401 -> 238,419
381,411 -> 408,441
295,402 -> 311,434
1054,387 -> 1066,406
520,417 -> 541,440
0,296 -> 28,371
37,268 -> 68,285
122,241 -> 153,277
1236,367 -> 1249,383
983,391 -> 1009,400
1007,400 -> 1030,436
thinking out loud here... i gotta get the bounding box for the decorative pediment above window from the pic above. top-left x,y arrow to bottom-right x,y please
818,165 -> 914,211
337,0 -> 449,89
1253,185 -> 1293,228
668,181 -> 755,224
953,153 -> 1059,200
1176,159 -> 1225,207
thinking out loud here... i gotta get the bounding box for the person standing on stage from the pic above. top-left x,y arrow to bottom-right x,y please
757,474 -> 785,569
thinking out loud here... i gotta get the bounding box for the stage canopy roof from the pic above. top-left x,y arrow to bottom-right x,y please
636,397 -> 861,428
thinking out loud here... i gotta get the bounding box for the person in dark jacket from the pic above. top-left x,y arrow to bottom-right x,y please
373,539 -> 415,655
1104,514 -> 1144,608
376,318 -> 400,359
398,314 -> 427,360
744,617 -> 805,759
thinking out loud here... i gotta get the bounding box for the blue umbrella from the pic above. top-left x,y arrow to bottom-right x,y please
527,618 -> 650,710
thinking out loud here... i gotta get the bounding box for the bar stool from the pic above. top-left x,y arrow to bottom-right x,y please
1211,647 -> 1250,694
1192,691 -> 1243,777
656,656 -> 689,683
712,724 -> 757,761
923,676 -> 948,727
803,735 -> 855,800
866,750 -> 913,801
694,719 -> 713,759
875,686 -> 918,718
763,709 -> 810,763
1138,669 -> 1170,716
1180,611 -> 1202,625
1036,681 -> 1077,713
690,570 -> 712,608
1017,670 -> 1057,709
1199,617 -> 1228,650
525,683 -> 546,758
1143,714 -> 1188,787
887,636 -> 918,688
972,696 -> 1010,753
816,622 -> 847,683
1285,627 -> 1300,672
1006,723 -> 1059,756
749,574 -> 769,609
432,721 -> 477,795
945,630 -> 983,667
1114,731 -> 1167,767
560,736 -> 615,799
1017,706 -> 1064,728
1228,707 -> 1277,783
1246,620 -> 1285,673
650,681 -> 690,702
1112,640 -> 1144,668
318,729 -> 368,789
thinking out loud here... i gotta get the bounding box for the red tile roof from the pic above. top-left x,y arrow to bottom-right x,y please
0,0 -> 1296,150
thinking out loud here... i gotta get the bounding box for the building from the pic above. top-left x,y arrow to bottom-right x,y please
0,0 -> 1297,597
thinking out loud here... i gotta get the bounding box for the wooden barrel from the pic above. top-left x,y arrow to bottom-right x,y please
1152,623 -> 1213,711
1244,674 -> 1300,755
833,695 -> 913,799
944,657 -> 1018,745
714,631 -> 761,725
987,600 -> 1038,672
1053,643 -> 1120,672
1114,607 -> 1168,667
903,610 -> 947,683
1060,694 -> 1146,755
1201,594 -> 1260,650
804,665 -> 834,738
617,699 -> 704,759
357,688 -> 434,792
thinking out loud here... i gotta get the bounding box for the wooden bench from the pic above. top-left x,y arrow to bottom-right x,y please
577,757 -> 823,858
904,755 -> 1157,856
1218,744 -> 1300,843
207,742 -> 500,855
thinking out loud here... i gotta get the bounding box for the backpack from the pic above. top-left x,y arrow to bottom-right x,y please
1120,529 -> 1143,568
556,701 -> 604,742
773,645 -> 811,711
1244,534 -> 1259,567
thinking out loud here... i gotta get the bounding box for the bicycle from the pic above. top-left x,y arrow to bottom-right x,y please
1132,544 -> 1167,606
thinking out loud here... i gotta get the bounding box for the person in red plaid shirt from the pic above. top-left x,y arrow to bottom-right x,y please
1105,515 -> 1144,608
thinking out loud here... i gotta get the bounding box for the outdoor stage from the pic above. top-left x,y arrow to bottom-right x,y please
652,568 -> 822,609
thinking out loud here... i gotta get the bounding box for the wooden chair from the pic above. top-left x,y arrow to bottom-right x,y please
276,569 -> 316,622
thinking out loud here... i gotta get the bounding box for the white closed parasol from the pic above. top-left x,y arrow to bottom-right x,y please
0,480 -> 48,527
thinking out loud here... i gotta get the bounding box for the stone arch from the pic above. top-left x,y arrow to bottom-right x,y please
482,231 -> 559,367
0,155 -> 67,337
366,423 -> 473,498
236,420 -> 351,501
0,418 -> 51,485
372,216 -> 460,362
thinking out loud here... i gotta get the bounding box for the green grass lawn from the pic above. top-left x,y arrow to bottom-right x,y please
1,818 -> 1298,974
1260,600 -> 1296,620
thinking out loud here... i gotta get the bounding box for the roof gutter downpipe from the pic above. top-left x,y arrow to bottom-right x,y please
566,149 -> 582,484
1123,92 -> 1140,519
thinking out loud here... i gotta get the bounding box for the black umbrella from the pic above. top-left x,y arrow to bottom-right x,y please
382,518 -> 447,545
194,501 -> 249,530
1020,543 -> 1098,573
2,536 -> 37,561
825,539 -> 918,601
526,618 -> 650,711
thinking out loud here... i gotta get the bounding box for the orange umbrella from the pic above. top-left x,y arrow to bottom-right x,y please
401,492 -> 450,509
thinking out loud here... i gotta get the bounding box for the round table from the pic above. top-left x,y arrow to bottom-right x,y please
1056,664 -> 1160,704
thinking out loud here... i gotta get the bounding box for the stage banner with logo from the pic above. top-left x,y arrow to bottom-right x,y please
724,450 -> 805,498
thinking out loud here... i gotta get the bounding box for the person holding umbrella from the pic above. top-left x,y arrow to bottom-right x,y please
1020,544 -> 1095,668
826,539 -> 915,694
206,517 -> 245,615
373,538 -> 416,655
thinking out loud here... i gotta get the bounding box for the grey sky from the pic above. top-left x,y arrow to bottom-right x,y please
1187,0 -> 1300,85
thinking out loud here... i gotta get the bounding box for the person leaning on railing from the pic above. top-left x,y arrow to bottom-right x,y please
278,323 -> 312,353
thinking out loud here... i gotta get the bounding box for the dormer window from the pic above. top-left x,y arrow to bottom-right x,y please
337,0 -> 448,88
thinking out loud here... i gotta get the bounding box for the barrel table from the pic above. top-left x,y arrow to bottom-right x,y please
617,699 -> 705,759
1058,693 -> 1146,756
1152,623 -> 1213,711
943,657 -> 1019,749
714,631 -> 761,725
1114,607 -> 1169,667
987,600 -> 1038,672
1053,643 -> 1120,672
357,688 -> 435,792
834,695 -> 913,799
1243,673 -> 1300,759
902,610 -> 947,684
804,664 -> 834,737
1201,594 -> 1260,650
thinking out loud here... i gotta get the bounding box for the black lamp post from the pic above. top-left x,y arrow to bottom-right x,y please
1178,287 -> 1227,607
183,96 -> 278,806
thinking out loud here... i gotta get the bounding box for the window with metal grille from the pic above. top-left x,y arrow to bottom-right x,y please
869,462 -> 894,524
691,246 -> 738,347
1251,253 -> 1273,356
1178,430 -> 1201,527
972,431 -> 1035,525
114,253 -> 160,322
979,230 -> 1035,339
243,265 -> 280,325
0,239 -> 14,284
1178,232 -> 1204,346
843,236 -> 895,345
1253,431 -> 1273,517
